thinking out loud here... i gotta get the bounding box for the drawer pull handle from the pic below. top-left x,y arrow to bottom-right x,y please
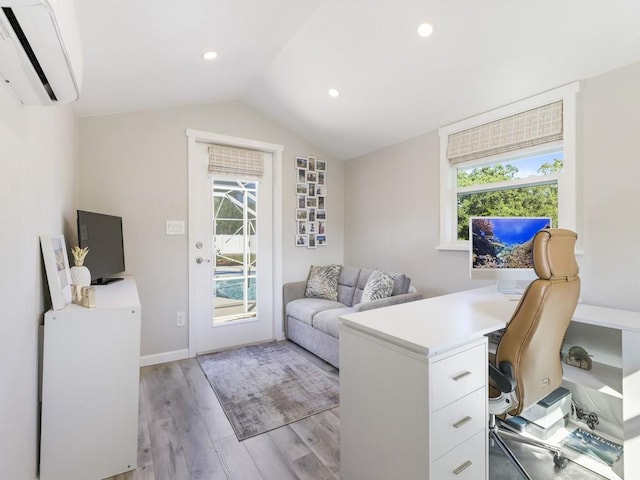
453,460 -> 472,475
452,371 -> 472,381
453,416 -> 472,428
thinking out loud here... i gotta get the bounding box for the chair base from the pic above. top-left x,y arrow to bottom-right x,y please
489,415 -> 568,479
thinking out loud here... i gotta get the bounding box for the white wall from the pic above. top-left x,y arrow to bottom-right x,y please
79,100 -> 344,357
345,61 -> 640,313
0,86 -> 77,479
344,129 -> 485,296
344,131 -> 479,295
579,61 -> 640,311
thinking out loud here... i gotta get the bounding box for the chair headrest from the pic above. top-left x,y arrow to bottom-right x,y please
533,228 -> 579,281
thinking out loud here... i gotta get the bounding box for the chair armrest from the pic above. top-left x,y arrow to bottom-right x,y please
354,292 -> 423,313
283,281 -> 307,306
489,361 -> 517,394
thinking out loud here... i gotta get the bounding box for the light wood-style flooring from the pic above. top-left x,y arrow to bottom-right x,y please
107,341 -> 605,480
106,342 -> 340,480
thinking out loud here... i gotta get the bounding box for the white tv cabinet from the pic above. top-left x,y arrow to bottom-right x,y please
40,279 -> 141,480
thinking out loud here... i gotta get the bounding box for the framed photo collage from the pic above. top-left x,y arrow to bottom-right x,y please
295,156 -> 327,248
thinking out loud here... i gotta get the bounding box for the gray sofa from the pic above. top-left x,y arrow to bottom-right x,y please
283,266 -> 422,368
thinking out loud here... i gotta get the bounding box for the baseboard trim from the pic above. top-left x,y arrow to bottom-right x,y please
140,349 -> 190,367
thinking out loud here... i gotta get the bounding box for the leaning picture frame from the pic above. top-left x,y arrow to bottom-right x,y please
40,234 -> 73,310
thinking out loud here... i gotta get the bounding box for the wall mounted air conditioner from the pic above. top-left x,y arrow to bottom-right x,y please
0,0 -> 82,105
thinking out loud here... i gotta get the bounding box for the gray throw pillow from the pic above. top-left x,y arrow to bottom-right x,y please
304,264 -> 341,301
361,270 -> 394,303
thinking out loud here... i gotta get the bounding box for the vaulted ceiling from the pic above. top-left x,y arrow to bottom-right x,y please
74,0 -> 640,160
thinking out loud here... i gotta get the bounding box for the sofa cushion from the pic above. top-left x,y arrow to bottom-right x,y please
304,264 -> 341,301
389,272 -> 409,295
286,297 -> 345,326
337,266 -> 361,307
312,306 -> 356,338
353,268 -> 409,305
361,270 -> 395,303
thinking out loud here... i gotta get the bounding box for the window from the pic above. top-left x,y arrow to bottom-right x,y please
438,83 -> 579,249
207,144 -> 264,324
213,179 -> 258,323
456,148 -> 563,240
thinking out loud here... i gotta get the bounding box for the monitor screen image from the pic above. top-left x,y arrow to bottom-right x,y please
470,216 -> 552,293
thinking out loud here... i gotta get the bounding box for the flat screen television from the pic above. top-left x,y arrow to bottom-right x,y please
77,210 -> 125,285
470,216 -> 552,295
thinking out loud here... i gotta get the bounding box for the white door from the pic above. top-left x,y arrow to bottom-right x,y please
187,131 -> 282,355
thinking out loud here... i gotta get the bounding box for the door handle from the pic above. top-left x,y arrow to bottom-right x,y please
196,257 -> 210,264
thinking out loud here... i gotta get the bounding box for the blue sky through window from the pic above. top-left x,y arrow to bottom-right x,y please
459,151 -> 563,181
512,151 -> 563,178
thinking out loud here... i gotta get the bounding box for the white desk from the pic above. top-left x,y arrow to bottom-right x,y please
339,286 -> 640,480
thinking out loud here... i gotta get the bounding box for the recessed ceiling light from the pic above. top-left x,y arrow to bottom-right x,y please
202,51 -> 218,60
328,88 -> 340,98
417,22 -> 434,38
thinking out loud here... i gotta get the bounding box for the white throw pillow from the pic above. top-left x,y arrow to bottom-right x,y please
361,270 -> 394,303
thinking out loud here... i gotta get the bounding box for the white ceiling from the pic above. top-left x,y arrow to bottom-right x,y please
73,0 -> 640,160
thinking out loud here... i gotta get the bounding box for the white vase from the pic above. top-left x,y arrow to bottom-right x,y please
70,265 -> 91,287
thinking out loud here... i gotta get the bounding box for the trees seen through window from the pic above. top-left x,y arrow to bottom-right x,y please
456,153 -> 563,240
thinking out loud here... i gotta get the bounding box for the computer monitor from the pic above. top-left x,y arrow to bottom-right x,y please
470,216 -> 552,295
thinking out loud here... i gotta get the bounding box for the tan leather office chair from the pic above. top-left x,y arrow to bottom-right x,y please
489,228 -> 580,479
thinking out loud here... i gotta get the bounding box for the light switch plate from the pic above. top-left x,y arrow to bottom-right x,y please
166,220 -> 185,235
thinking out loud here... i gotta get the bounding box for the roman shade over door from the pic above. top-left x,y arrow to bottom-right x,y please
208,144 -> 264,179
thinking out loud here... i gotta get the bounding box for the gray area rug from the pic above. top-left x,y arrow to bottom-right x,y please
197,342 -> 340,441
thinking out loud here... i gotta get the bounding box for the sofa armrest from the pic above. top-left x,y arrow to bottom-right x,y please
283,281 -> 307,306
354,292 -> 423,313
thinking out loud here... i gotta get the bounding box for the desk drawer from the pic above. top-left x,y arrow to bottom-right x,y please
431,387 -> 486,460
431,343 -> 486,411
431,429 -> 486,480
